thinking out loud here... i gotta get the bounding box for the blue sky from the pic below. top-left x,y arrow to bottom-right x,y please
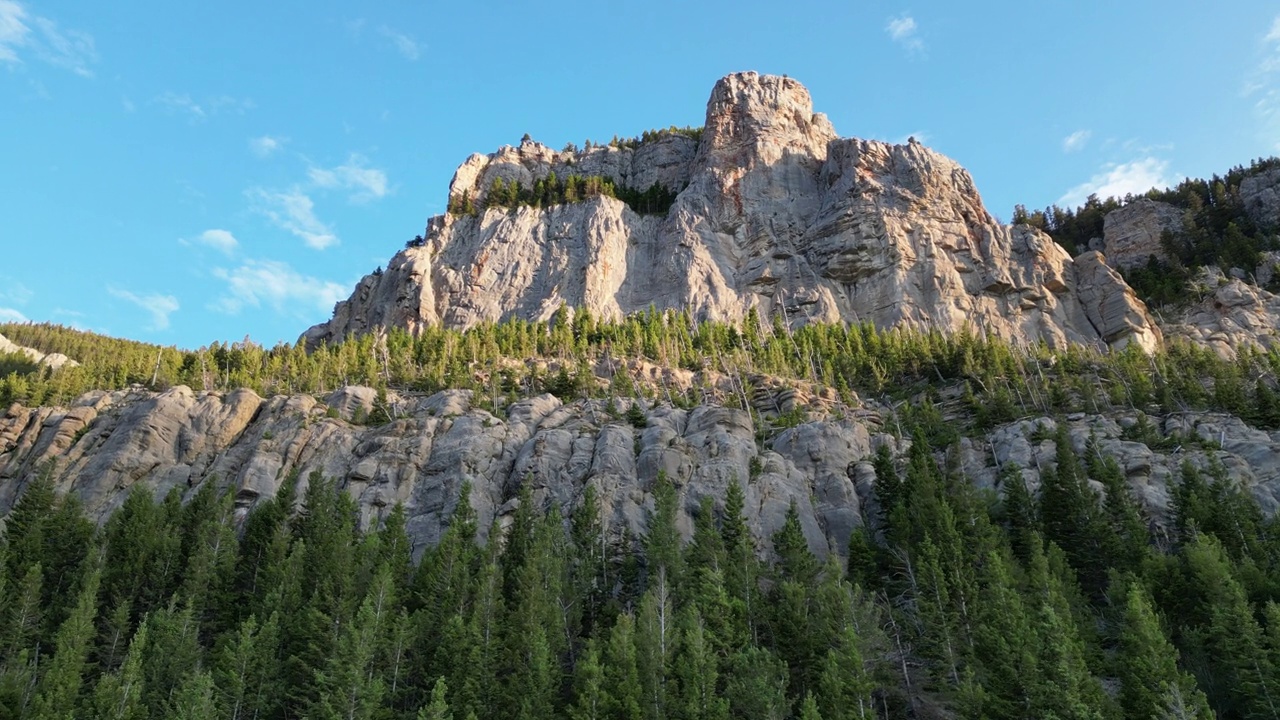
1,1 -> 1278,349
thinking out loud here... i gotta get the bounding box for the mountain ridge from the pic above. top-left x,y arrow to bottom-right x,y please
303,71 -> 1163,355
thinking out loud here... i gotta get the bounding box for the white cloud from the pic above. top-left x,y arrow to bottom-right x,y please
1253,16 -> 1280,151
308,154 -> 389,202
31,16 -> 95,77
248,187 -> 339,249
108,288 -> 179,331
211,259 -> 349,316
379,26 -> 420,60
250,135 -> 285,157
1062,130 -> 1091,153
0,307 -> 27,323
0,278 -> 32,306
0,1 -> 31,65
1057,157 -> 1177,208
193,229 -> 238,255
154,92 -> 253,120
0,1 -> 95,76
155,92 -> 205,117
886,15 -> 923,53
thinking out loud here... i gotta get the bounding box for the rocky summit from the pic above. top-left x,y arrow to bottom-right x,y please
304,72 -> 1162,354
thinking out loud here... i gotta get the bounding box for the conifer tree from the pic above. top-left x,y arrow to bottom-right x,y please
418,677 -> 452,720
1116,582 -> 1212,720
603,614 -> 644,720
87,615 -> 148,720
569,638 -> 608,720
167,670 -> 217,720
29,563 -> 101,720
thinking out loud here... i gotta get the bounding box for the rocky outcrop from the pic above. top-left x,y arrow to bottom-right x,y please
1241,167 -> 1280,231
0,332 -> 78,370
0,386 -> 874,558
1164,269 -> 1280,359
1099,199 -> 1182,270
959,411 -> 1280,522
6,385 -> 1280,557
304,72 -> 1162,354
1069,251 -> 1165,352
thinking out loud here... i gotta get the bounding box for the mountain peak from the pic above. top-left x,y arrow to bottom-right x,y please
304,74 -> 1161,354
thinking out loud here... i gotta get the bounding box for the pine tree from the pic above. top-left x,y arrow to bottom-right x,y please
167,670 -> 217,720
212,613 -> 281,720
724,646 -> 789,720
308,568 -> 395,720
569,639 -> 609,720
817,623 -> 874,720
29,562 -> 101,720
1116,582 -> 1212,720
418,678 -> 452,720
87,615 -> 148,720
603,614 -> 644,720
672,605 -> 727,720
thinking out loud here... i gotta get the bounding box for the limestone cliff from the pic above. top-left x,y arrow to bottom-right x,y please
5,385 -> 1280,556
304,72 -> 1161,354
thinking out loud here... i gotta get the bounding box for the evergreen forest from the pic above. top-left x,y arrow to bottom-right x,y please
4,312 -> 1280,717
1013,156 -> 1280,308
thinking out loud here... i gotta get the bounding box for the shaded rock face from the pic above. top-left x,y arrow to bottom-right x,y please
0,387 -> 873,559
304,71 -> 1161,354
1099,199 -> 1182,270
1165,270 -> 1280,359
1242,167 -> 1280,231
6,386 -> 1280,559
960,411 -> 1280,523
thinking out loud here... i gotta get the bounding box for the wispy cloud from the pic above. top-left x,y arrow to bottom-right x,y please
183,228 -> 239,255
0,1 -> 28,65
886,14 -> 923,54
248,187 -> 338,249
0,278 -> 32,307
249,135 -> 285,158
0,1 -> 96,76
1251,15 -> 1280,151
308,154 -> 389,203
154,92 -> 254,121
379,26 -> 420,60
0,307 -> 27,323
211,259 -> 348,316
108,288 -> 179,331
1057,157 -> 1177,208
1062,130 -> 1091,153
155,92 -> 205,118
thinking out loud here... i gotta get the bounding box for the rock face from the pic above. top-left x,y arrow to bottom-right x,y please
0,386 -> 873,558
1241,167 -> 1280,231
1099,199 -> 1182,270
304,72 -> 1162,354
1165,269 -> 1280,359
6,385 -> 1280,558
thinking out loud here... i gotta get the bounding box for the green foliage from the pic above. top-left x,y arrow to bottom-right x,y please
453,172 -> 681,217
1018,156 -> 1280,307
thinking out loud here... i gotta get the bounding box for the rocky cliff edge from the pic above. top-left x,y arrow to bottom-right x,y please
304,72 -> 1161,354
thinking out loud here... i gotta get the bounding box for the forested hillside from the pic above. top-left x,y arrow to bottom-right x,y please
3,312 -> 1280,717
1013,157 -> 1280,307
5,314 -> 1280,435
1,390 -> 1278,718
